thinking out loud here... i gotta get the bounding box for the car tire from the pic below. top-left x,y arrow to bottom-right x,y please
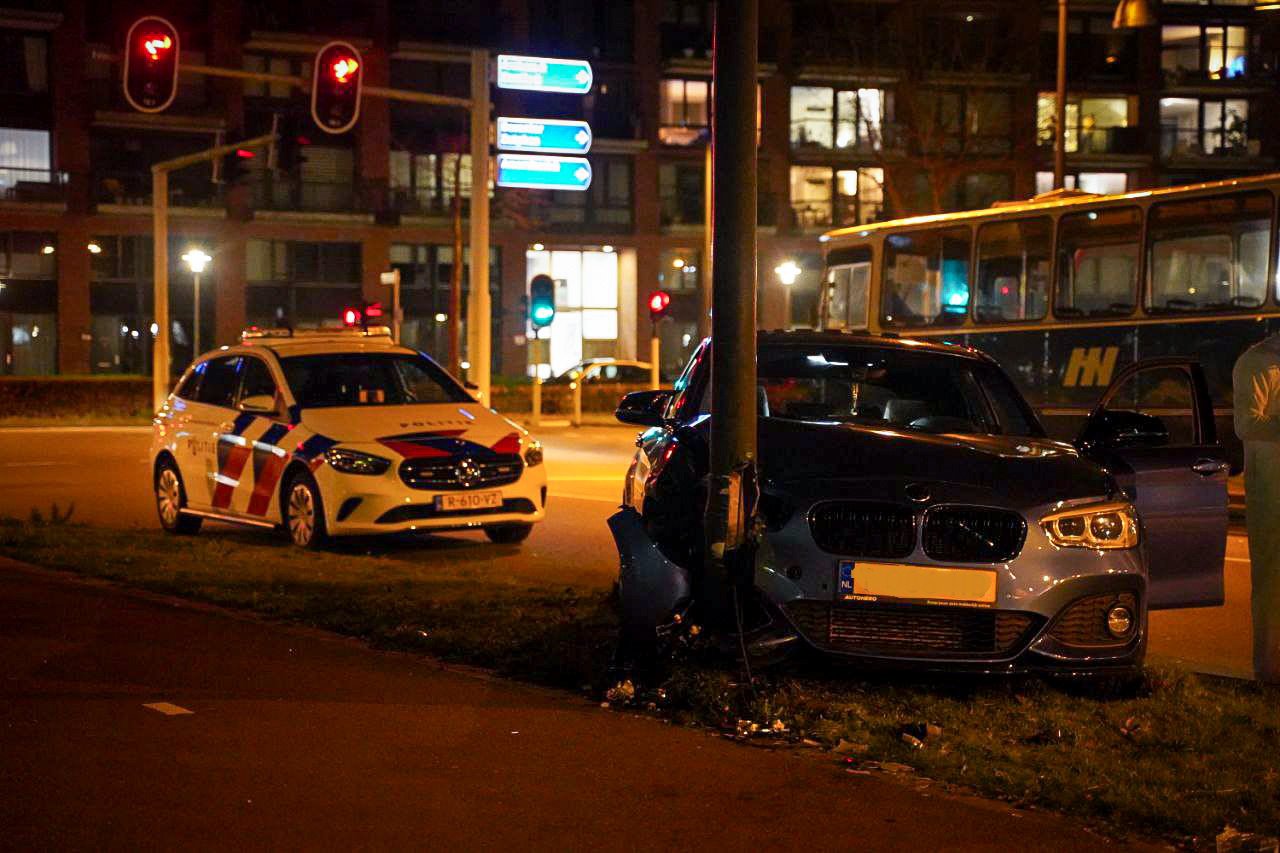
484,522 -> 533,544
155,458 -> 203,535
284,470 -> 328,549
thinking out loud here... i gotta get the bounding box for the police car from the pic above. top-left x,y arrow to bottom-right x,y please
150,326 -> 546,548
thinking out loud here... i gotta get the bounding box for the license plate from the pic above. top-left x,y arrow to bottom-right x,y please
837,560 -> 996,607
435,491 -> 504,511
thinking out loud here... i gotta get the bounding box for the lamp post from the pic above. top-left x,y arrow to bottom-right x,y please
775,259 -> 801,329
1053,0 -> 1157,190
181,248 -> 211,356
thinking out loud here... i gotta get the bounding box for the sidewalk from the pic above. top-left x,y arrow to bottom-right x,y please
0,561 -> 1151,851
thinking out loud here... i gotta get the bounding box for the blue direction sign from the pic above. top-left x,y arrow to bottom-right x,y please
496,154 -> 592,191
496,54 -> 593,95
496,117 -> 592,155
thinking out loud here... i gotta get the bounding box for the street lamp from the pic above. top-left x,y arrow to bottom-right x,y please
181,248 -> 211,356
1052,0 -> 1156,190
775,260 -> 802,328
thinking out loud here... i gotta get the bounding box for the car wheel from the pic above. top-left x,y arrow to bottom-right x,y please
484,522 -> 533,544
284,471 -> 328,549
155,459 -> 202,535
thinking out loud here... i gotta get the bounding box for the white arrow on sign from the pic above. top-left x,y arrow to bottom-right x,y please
574,129 -> 589,145
574,167 -> 590,182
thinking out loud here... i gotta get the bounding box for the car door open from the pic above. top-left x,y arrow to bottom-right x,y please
1075,357 -> 1227,609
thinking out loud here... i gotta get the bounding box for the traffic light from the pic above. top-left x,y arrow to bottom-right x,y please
123,16 -> 180,113
529,274 -> 555,329
648,290 -> 672,322
214,148 -> 256,185
341,301 -> 383,328
311,41 -> 363,134
342,306 -> 362,327
272,119 -> 310,173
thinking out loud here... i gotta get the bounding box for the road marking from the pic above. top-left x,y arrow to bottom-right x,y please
548,492 -> 619,504
143,702 -> 193,716
0,461 -> 60,468
549,476 -> 626,482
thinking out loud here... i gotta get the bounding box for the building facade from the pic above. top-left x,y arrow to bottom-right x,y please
1,0 -> 1277,380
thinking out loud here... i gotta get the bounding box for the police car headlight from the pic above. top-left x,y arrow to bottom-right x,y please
523,439 -> 544,467
324,447 -> 391,476
1040,501 -> 1138,550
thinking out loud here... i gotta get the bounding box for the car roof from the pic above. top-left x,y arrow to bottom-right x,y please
755,329 -> 995,363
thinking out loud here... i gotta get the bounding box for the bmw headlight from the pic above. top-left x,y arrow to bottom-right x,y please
324,447 -> 391,476
524,439 -> 544,467
1040,501 -> 1138,550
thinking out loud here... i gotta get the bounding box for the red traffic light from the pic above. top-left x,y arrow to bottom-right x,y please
648,290 -> 672,320
342,307 -> 361,327
364,302 -> 384,318
123,16 -> 180,113
311,41 -> 363,135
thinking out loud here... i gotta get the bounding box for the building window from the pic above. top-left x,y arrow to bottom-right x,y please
540,156 -> 633,232
1035,171 -> 1128,196
90,236 -> 154,374
0,31 -> 49,95
914,89 -> 1010,156
246,240 -> 362,328
249,144 -> 356,212
390,151 -> 473,216
1036,94 -> 1136,155
1040,14 -> 1137,82
0,231 -> 57,375
954,172 -> 1012,211
789,165 -> 883,229
1160,97 -> 1252,158
790,86 -> 889,152
389,243 -> 501,365
0,128 -> 51,195
1162,24 -> 1248,82
243,53 -> 309,99
526,248 -> 620,376
659,162 -> 704,227
659,79 -> 710,146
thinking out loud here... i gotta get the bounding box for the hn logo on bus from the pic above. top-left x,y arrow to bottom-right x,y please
1063,346 -> 1120,388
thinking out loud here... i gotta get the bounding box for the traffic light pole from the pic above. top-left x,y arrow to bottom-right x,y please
149,132 -> 276,411
703,0 -> 759,626
467,49 -> 492,406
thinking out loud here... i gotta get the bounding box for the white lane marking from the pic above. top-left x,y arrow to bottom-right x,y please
0,461 -> 60,468
143,702 -> 193,716
548,476 -> 626,482
548,492 -> 620,504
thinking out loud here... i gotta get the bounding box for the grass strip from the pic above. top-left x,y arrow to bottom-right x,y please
1,517 -> 1276,844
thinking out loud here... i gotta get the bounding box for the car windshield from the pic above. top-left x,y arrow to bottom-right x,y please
754,344 -> 1041,436
280,353 -> 472,409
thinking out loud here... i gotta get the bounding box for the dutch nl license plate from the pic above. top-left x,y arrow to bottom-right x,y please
436,491 -> 504,512
838,560 -> 996,608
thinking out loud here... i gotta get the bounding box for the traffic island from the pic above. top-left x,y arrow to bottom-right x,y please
1,515 -> 1276,845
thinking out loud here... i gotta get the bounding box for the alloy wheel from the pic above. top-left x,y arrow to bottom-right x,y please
288,483 -> 316,546
157,468 -> 182,528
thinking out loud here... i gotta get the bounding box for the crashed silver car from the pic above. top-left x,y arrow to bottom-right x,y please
609,332 -> 1228,676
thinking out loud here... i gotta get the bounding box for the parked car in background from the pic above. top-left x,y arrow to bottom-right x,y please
547,358 -> 653,388
609,331 -> 1228,680
151,326 -> 546,548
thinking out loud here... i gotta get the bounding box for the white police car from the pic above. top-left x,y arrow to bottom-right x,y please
150,326 -> 546,547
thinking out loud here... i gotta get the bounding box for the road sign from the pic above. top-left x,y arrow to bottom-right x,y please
496,117 -> 592,155
496,54 -> 593,94
496,154 -> 592,191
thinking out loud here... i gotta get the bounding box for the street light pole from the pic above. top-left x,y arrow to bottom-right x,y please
192,271 -> 201,355
1054,0 -> 1068,191
466,48 -> 492,405
704,0 -> 759,624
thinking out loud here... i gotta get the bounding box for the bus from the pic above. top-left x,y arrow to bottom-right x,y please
818,173 -> 1280,466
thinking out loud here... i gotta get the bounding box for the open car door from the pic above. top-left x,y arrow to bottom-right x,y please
1076,357 -> 1227,609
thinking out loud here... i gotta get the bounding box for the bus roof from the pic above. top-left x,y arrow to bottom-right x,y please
820,171 -> 1280,245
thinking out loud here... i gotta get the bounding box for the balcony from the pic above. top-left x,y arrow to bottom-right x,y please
0,168 -> 67,205
93,170 -> 221,209
249,177 -> 377,214
1162,54 -> 1279,88
1160,127 -> 1261,161
1037,126 -> 1145,158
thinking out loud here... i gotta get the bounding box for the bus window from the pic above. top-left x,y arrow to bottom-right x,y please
881,226 -> 971,327
827,262 -> 871,330
975,217 -> 1051,323
1054,206 -> 1141,318
1147,191 -> 1272,312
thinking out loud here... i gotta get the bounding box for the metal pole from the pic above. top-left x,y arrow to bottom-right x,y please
571,378 -> 582,428
1054,0 -> 1068,191
152,167 -> 169,412
650,333 -> 660,390
392,274 -> 401,344
700,143 -> 713,339
193,271 -> 201,356
531,375 -> 541,428
704,0 -> 758,614
450,155 -> 464,374
467,49 -> 492,405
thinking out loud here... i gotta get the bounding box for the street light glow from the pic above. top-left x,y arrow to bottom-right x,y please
87,242 -> 102,254
182,248 -> 212,274
775,260 -> 802,286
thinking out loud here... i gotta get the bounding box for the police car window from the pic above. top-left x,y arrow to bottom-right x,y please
754,345 -> 1041,436
175,363 -> 204,400
195,357 -> 242,408
280,354 -> 471,408
239,358 -> 277,402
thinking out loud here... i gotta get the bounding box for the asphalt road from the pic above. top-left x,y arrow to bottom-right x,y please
0,425 -> 1256,677
0,564 -> 1151,851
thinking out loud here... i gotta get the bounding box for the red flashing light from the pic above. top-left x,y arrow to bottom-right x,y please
143,34 -> 172,60
235,148 -> 256,158
331,56 -> 359,83
364,302 -> 384,318
342,308 -> 361,327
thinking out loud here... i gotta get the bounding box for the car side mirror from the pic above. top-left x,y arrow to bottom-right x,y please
1080,409 -> 1170,450
239,394 -> 277,415
616,389 -> 673,427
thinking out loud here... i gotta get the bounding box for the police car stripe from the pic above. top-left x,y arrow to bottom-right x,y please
212,445 -> 252,509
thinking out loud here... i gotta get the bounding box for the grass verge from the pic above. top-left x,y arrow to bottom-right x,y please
1,517 -> 1276,844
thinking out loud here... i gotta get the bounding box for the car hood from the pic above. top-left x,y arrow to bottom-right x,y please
758,418 -> 1111,505
298,403 -> 528,457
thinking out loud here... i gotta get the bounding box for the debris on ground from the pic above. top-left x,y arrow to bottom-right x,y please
1217,826 -> 1280,853
604,679 -> 635,705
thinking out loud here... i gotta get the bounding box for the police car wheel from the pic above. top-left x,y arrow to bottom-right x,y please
155,460 -> 202,535
285,472 -> 328,548
483,523 -> 533,544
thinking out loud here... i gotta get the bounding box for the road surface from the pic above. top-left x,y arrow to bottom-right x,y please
0,564 -> 1150,850
0,425 -> 1256,678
